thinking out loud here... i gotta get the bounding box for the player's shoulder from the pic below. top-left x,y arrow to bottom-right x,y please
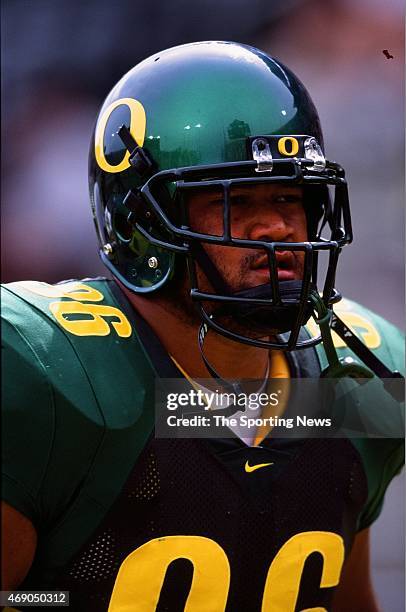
338,296 -> 403,338
307,296 -> 404,374
330,298 -> 404,528
3,278 -> 121,378
1,277 -> 156,421
2,278 -> 156,531
307,298 -> 404,531
336,297 -> 404,371
2,277 -> 118,325
2,276 -> 129,347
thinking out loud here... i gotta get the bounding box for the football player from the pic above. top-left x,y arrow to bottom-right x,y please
2,41 -> 404,611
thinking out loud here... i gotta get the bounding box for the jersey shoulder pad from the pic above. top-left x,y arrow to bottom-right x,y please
311,298 -> 404,530
307,297 -> 404,374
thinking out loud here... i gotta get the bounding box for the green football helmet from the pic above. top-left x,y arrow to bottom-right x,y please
89,41 -> 353,351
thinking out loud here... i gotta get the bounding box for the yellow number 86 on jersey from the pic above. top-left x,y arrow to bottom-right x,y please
109,532 -> 344,612
18,281 -> 132,338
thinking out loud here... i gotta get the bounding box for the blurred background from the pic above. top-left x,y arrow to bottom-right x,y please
2,0 -> 404,609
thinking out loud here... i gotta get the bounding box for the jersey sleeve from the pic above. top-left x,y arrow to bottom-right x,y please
348,306 -> 405,531
356,439 -> 404,531
2,316 -> 56,527
1,279 -> 156,560
311,297 -> 405,532
1,284 -> 107,531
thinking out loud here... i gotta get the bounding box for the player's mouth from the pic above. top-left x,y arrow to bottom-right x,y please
250,252 -> 300,281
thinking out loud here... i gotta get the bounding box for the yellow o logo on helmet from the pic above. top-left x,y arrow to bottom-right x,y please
278,136 -> 299,157
94,97 -> 146,173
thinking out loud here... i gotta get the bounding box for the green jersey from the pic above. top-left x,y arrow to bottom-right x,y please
2,278 -> 404,611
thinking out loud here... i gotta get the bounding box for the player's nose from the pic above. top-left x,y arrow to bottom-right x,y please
246,207 -> 292,243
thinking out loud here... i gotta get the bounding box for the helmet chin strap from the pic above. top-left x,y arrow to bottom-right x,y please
309,292 -> 404,399
309,292 -> 373,379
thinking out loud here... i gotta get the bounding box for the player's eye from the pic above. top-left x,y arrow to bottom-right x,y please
273,194 -> 303,205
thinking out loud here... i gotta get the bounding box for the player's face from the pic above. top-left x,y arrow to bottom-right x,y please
186,183 -> 307,294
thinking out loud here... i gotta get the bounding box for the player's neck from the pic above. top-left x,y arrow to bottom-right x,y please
121,285 -> 269,380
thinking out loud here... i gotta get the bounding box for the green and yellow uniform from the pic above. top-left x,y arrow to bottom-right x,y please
2,279 -> 404,611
